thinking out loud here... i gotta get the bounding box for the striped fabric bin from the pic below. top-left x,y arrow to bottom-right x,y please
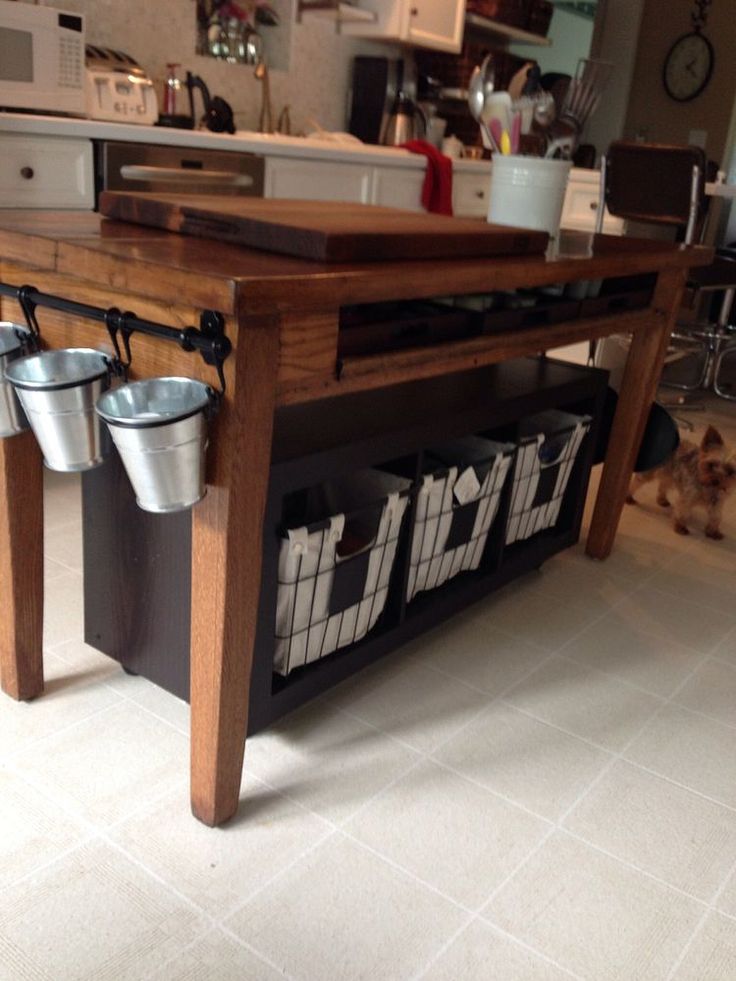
506,409 -> 591,544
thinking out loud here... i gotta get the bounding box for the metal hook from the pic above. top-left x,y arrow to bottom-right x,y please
16,284 -> 41,351
104,306 -> 133,378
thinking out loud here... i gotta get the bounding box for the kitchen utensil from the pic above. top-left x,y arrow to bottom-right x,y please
381,91 -> 427,146
467,65 -> 493,150
558,58 -> 614,133
490,118 -> 504,152
185,72 -> 235,134
482,91 -> 512,147
99,192 -> 550,262
500,129 -> 512,156
510,112 -> 522,154
508,61 -> 535,102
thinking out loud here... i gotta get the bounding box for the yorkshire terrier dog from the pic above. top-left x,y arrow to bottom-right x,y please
627,425 -> 736,539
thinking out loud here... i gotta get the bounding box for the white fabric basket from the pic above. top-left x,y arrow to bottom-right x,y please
407,436 -> 514,602
506,409 -> 591,544
274,469 -> 410,676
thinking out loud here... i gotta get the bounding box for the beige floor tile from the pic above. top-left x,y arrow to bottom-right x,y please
625,704 -> 736,810
532,550 -> 636,614
713,626 -> 736,667
152,929 -> 284,981
649,548 -> 736,618
107,671 -> 190,733
44,518 -> 83,572
0,840 -> 208,981
504,656 -> 661,751
226,835 -> 466,980
671,913 -> 736,980
13,701 -> 188,827
569,529 -> 674,584
345,759 -> 548,908
0,765 -> 90,889
716,866 -> 736,917
45,556 -> 71,583
0,651 -> 121,756
434,701 -> 610,821
43,470 -> 81,529
484,832 -> 703,981
43,569 -> 84,645
49,636 -> 121,681
674,658 -> 736,728
559,615 -> 705,698
465,577 -> 610,652
422,919 -> 573,981
406,616 -> 550,697
111,777 -> 332,918
328,653 -> 488,754
563,760 -> 736,902
610,585 -> 736,656
243,700 -> 421,824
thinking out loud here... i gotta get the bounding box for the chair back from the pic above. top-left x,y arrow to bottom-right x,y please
598,141 -> 707,244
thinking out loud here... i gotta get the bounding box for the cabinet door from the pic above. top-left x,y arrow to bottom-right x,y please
265,158 -> 372,203
371,166 -> 425,210
562,177 -> 625,235
0,134 -> 94,209
405,0 -> 465,53
452,171 -> 490,218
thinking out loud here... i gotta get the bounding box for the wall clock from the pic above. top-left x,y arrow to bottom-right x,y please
662,0 -> 715,102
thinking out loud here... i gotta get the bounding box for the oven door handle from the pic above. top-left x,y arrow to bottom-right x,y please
118,165 -> 254,187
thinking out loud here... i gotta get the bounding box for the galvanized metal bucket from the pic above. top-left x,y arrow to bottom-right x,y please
4,348 -> 111,471
0,322 -> 32,437
96,377 -> 211,513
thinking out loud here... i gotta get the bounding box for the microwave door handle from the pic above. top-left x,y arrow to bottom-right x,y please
118,165 -> 254,187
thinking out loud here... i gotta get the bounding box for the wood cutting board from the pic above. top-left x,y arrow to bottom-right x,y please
99,192 -> 549,263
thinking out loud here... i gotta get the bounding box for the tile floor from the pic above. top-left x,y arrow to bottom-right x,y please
1,400 -> 736,980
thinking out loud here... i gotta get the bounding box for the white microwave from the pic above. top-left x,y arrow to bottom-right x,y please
0,0 -> 85,116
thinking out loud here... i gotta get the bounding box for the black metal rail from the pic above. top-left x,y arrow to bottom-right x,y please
0,281 -> 232,394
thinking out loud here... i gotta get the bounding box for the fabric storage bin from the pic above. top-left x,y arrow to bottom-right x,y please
506,409 -> 591,544
408,436 -> 514,601
274,469 -> 411,676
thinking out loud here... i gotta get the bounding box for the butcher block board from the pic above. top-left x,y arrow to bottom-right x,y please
99,192 -> 549,263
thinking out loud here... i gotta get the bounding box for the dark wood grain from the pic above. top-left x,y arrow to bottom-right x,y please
99,192 -> 550,262
0,430 -> 44,701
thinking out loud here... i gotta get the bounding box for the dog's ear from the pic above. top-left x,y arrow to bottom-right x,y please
701,426 -> 724,452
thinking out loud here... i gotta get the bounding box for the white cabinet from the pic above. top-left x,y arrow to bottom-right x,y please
561,170 -> 625,235
371,166 -> 424,210
0,134 -> 94,209
265,157 -> 372,203
343,0 -> 465,53
452,171 -> 489,218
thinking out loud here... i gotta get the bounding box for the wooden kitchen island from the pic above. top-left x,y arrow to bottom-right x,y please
0,210 -> 712,826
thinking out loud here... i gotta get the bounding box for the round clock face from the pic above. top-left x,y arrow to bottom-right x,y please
663,32 -> 714,102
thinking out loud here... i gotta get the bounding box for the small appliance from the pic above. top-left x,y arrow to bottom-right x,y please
85,45 -> 158,125
0,0 -> 85,116
348,57 -> 412,145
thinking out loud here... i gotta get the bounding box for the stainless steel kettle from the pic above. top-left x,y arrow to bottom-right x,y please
381,92 -> 427,146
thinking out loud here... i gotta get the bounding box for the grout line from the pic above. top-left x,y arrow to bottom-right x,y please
621,755 -> 736,817
2,698 -> 126,764
218,923 -> 302,981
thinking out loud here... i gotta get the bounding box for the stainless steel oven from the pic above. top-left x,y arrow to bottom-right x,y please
98,141 -> 265,199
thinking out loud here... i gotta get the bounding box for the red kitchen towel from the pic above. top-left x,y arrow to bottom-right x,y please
402,140 -> 454,216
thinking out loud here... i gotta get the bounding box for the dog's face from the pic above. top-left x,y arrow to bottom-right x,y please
698,426 -> 736,494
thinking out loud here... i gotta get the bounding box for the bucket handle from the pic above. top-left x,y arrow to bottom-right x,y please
105,307 -> 133,380
16,285 -> 41,353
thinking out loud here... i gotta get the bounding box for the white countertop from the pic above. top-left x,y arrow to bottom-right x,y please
0,111 -> 492,174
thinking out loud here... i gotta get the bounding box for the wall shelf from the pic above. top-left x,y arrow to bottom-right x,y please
296,1 -> 378,24
465,12 -> 552,46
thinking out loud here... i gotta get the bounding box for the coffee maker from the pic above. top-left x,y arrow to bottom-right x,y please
348,57 -> 418,145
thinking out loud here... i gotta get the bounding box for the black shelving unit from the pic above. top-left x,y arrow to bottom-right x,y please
83,355 -> 608,733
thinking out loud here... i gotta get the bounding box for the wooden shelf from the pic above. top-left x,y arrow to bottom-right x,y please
296,1 -> 377,24
465,11 -> 552,46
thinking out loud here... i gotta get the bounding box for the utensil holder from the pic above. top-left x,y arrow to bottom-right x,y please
5,348 -> 111,471
0,322 -> 32,437
487,156 -> 572,242
96,377 -> 212,513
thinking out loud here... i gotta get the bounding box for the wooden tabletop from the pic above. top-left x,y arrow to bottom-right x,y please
0,211 -> 714,317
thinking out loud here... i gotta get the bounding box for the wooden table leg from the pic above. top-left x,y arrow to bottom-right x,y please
190,316 -> 280,827
587,268 -> 688,559
0,429 -> 44,701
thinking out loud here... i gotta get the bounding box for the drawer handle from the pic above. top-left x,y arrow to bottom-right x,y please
20,166 -> 34,180
589,201 -> 598,210
475,190 -> 485,199
410,6 -> 418,13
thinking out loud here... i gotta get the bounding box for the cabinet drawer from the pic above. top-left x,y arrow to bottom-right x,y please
562,179 -> 624,235
371,167 -> 424,210
265,158 -> 371,204
453,172 -> 489,218
0,134 -> 94,209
